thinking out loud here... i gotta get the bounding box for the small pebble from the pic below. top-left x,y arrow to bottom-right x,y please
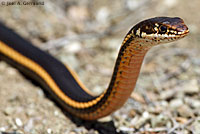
192,100 -> 200,108
163,0 -> 178,7
182,79 -> 199,94
160,89 -> 175,100
119,126 -> 135,132
47,128 -> 52,134
15,118 -> 23,127
0,127 -> 6,131
26,108 -> 36,116
64,41 -> 82,53
151,114 -> 169,127
24,118 -> 34,132
184,97 -> 200,109
37,89 -> 44,97
4,107 -> 15,115
6,68 -> 17,76
176,117 -> 188,124
134,111 -> 150,129
126,0 -> 141,10
96,7 -> 109,23
131,92 -> 145,104
98,116 -> 112,122
143,111 -> 149,118
169,99 -> 183,108
54,110 -> 59,116
177,105 -> 194,118
129,110 -> 136,117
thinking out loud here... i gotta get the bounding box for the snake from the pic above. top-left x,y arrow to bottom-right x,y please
0,17 -> 189,120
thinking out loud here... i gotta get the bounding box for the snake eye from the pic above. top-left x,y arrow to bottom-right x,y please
160,25 -> 167,33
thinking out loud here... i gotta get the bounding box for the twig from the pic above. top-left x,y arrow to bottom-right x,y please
167,117 -> 194,134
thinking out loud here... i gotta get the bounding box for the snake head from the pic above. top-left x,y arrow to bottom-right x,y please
132,17 -> 189,45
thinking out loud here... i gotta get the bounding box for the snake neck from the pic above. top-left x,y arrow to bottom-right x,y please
79,36 -> 149,120
104,39 -> 147,110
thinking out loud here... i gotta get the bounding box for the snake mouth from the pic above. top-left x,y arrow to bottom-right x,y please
183,29 -> 189,35
178,29 -> 189,37
173,29 -> 189,40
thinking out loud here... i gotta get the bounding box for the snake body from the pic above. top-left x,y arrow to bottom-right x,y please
0,17 -> 189,120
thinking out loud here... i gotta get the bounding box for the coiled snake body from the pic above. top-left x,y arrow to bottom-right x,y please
0,17 -> 189,120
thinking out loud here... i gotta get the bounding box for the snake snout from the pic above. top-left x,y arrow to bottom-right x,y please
176,23 -> 189,34
171,18 -> 189,35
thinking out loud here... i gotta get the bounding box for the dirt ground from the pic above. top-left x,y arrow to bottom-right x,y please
0,0 -> 200,134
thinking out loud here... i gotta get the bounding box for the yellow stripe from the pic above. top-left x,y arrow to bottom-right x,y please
0,41 -> 105,109
64,64 -> 95,96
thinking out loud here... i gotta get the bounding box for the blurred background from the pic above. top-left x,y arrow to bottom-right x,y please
0,0 -> 199,133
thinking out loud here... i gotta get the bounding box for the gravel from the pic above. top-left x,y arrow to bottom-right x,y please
0,0 -> 200,133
